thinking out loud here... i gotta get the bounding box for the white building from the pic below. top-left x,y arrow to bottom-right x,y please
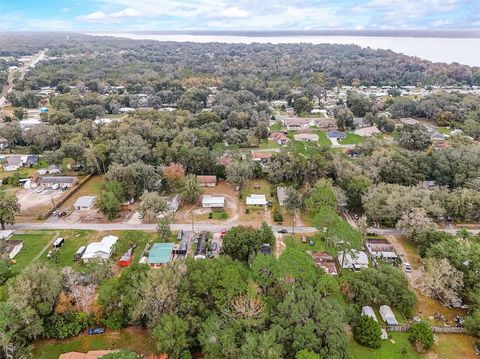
74,196 -> 97,211
82,235 -> 118,263
379,305 -> 398,325
0,230 -> 14,241
3,240 -> 23,259
361,306 -> 378,322
337,250 -> 369,271
246,194 -> 268,208
202,196 -> 225,209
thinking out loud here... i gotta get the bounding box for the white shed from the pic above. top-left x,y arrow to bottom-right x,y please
337,250 -> 369,270
246,194 -> 267,207
379,305 -> 398,325
82,235 -> 118,263
74,196 -> 97,210
361,306 -> 378,322
202,196 -> 225,209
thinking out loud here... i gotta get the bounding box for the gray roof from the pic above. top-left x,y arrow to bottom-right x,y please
39,176 -> 77,184
74,196 -> 96,208
327,130 -> 347,139
277,187 -> 288,206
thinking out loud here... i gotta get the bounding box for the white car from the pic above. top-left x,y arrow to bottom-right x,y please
403,262 -> 412,273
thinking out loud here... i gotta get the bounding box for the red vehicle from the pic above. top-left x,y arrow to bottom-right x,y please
220,229 -> 227,237
118,245 -> 135,267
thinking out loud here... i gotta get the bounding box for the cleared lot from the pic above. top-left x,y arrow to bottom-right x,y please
17,188 -> 65,217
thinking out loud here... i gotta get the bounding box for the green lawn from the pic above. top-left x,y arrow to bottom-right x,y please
340,133 -> 365,145
284,234 -> 327,253
437,127 -> 451,135
288,140 -> 320,158
31,328 -> 158,359
258,140 -> 280,149
349,332 -> 422,359
11,231 -> 56,274
241,179 -> 274,200
317,131 -> 332,146
269,121 -> 282,131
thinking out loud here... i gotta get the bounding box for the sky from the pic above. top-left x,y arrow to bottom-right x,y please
1,0 -> 480,31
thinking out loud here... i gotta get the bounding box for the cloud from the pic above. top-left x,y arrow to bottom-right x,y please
77,6 -> 142,23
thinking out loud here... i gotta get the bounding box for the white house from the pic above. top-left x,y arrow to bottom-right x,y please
379,305 -> 398,325
82,235 -> 118,263
337,250 -> 369,271
202,196 -> 225,209
74,196 -> 97,211
294,133 -> 319,142
0,230 -> 14,241
246,194 -> 268,208
354,126 -> 381,137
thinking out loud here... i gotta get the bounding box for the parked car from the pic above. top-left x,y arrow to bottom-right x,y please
220,229 -> 227,237
52,210 -> 59,217
277,229 -> 288,234
302,236 -> 307,243
53,237 -> 65,248
212,243 -> 218,251
207,251 -> 214,258
36,186 -> 46,193
87,327 -> 105,335
138,212 -> 145,219
52,183 -> 60,190
58,211 -> 67,217
403,262 -> 412,273
309,239 -> 315,246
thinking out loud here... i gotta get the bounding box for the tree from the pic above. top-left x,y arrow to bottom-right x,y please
0,122 -> 22,152
226,160 -> 254,190
396,124 -> 432,151
0,189 -> 20,230
305,179 -> 337,214
162,163 -> 185,190
152,314 -> 190,359
409,321 -> 434,352
157,215 -> 172,242
252,254 -> 280,293
97,190 -> 122,220
181,174 -> 202,204
396,208 -> 435,240
139,192 -> 166,221
293,97 -> 313,115
334,107 -> 354,131
223,225 -> 274,262
239,330 -> 284,359
295,350 -> 321,359
421,257 -> 464,305
13,108 -> 25,121
106,162 -> 159,200
353,315 -> 381,349
284,187 -> 304,213
0,259 -> 11,285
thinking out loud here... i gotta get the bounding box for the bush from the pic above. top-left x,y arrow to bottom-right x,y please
409,321 -> 434,352
353,315 -> 381,349
272,206 -> 283,223
44,313 -> 85,339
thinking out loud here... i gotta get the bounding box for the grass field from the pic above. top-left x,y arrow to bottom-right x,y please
349,332 -> 422,359
269,121 -> 282,131
60,175 -> 104,211
317,131 -> 332,146
10,231 -> 56,274
258,140 -> 280,149
284,233 -> 326,253
437,127 -> 451,135
31,328 -> 158,359
340,133 -> 365,145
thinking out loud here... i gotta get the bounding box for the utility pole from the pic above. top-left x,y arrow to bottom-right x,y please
292,213 -> 296,235
191,211 -> 195,233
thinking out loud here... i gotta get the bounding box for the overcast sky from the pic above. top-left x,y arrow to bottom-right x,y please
1,0 -> 480,31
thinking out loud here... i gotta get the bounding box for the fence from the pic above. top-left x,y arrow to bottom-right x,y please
388,325 -> 465,334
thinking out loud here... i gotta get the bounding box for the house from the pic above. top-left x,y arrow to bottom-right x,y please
337,250 -> 369,271
422,180 -> 438,190
327,130 -> 347,140
0,230 -> 14,241
2,239 -> 23,259
271,100 -> 288,108
23,155 -> 39,167
47,164 -> 62,174
310,251 -> 338,275
379,305 -> 398,325
19,118 -> 42,130
202,196 -> 225,210
246,194 -> 268,208
194,232 -> 208,260
59,350 -> 117,359
166,194 -> 182,212
431,132 -> 446,141
277,187 -> 288,206
354,126 -> 381,137
268,132 -> 288,145
82,235 -> 118,263
251,151 -> 273,163
3,155 -> 22,172
282,117 -> 311,130
361,306 -> 378,322
74,196 -> 97,211
353,117 -> 369,128
39,176 -> 78,188
147,243 -> 174,268
365,238 -> 398,262
294,133 -> 319,142
197,175 -> 217,187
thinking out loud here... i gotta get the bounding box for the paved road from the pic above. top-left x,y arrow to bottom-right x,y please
11,222 -> 318,234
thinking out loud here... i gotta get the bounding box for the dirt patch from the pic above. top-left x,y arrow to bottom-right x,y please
17,188 -> 65,217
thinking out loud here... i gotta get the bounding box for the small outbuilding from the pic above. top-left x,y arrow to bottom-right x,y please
361,306 -> 378,322
197,175 -> 217,187
3,239 -> 23,259
82,235 -> 118,263
310,251 -> 338,275
246,194 -> 268,208
337,250 -> 369,271
74,196 -> 97,211
379,305 -> 398,325
202,195 -> 225,210
365,238 -> 398,262
0,230 -> 14,241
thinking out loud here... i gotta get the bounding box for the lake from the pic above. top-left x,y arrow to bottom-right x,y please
88,32 -> 480,67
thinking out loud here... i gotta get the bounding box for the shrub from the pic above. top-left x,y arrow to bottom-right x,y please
409,321 -> 434,352
353,315 -> 381,349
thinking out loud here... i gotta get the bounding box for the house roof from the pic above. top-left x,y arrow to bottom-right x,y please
82,236 -> 118,259
354,126 -> 381,137
3,240 -> 23,255
39,176 -> 77,184
202,196 -> 225,205
246,194 -> 267,205
276,187 -> 288,205
294,133 -> 319,141
0,230 -> 14,240
337,250 -> 369,267
268,132 -> 288,141
148,243 -> 174,265
327,130 -> 347,139
197,175 -> 217,184
74,196 -> 96,208
59,350 -> 117,359
365,238 -> 398,258
310,251 -> 338,275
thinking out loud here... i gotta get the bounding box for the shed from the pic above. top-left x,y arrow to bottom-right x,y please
246,194 -> 267,207
3,240 -> 23,259
361,306 -> 378,322
47,164 -> 62,174
365,238 -> 398,262
197,175 -> 217,187
337,250 -> 369,270
147,243 -> 174,268
379,305 -> 398,325
166,194 -> 182,212
74,196 -> 96,211
39,107 -> 49,113
118,247 -> 134,267
202,196 -> 225,209
0,230 -> 14,241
